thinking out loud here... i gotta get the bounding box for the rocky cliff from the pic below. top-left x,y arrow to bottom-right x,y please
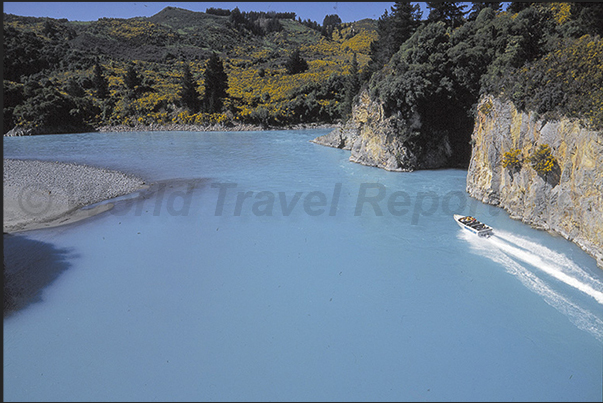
467,95 -> 603,269
311,90 -> 452,171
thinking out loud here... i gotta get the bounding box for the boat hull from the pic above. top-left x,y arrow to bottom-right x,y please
454,214 -> 493,237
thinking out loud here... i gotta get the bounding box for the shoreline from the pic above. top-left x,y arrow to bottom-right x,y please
5,122 -> 340,136
3,123 -> 339,231
3,158 -> 148,233
96,122 -> 339,133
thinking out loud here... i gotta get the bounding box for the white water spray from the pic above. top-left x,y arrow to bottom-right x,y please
458,228 -> 603,342
489,230 -> 603,304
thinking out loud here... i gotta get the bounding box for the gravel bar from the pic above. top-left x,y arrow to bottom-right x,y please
3,158 -> 147,232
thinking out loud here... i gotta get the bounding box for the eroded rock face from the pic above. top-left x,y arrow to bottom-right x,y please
312,90 -> 451,171
311,121 -> 360,150
467,95 -> 603,269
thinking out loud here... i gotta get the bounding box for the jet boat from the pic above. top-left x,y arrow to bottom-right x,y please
454,214 -> 493,237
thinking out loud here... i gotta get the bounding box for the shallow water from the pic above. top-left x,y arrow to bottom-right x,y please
4,130 -> 603,401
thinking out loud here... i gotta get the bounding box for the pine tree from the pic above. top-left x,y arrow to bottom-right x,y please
179,63 -> 199,112
202,53 -> 228,113
321,14 -> 342,39
367,2 -> 422,76
284,49 -> 308,75
342,53 -> 360,118
124,63 -> 142,95
426,2 -> 468,28
467,2 -> 502,21
92,62 -> 109,99
572,2 -> 603,36
507,2 -> 533,14
65,77 -> 85,98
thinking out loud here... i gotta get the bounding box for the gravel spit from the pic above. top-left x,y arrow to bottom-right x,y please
3,159 -> 147,232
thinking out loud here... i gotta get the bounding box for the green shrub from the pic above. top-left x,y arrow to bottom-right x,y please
495,35 -> 603,130
478,99 -> 494,116
527,144 -> 556,176
502,148 -> 522,171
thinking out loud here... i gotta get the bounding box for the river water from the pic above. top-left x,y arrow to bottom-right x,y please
4,129 -> 602,401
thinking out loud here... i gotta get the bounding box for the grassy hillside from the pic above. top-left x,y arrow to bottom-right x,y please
3,7 -> 377,133
5,1 -> 601,154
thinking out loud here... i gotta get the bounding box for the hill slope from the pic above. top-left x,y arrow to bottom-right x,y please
3,6 -> 377,134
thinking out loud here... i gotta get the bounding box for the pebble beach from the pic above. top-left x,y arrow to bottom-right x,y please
3,158 -> 147,233
2,123 -> 338,231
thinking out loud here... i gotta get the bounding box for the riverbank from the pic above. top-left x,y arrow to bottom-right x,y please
3,159 -> 147,233
5,122 -> 339,136
96,122 -> 339,133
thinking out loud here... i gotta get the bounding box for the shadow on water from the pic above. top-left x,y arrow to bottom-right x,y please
2,177 -> 208,319
3,233 -> 78,318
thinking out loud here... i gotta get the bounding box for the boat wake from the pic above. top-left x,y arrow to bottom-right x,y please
459,229 -> 603,341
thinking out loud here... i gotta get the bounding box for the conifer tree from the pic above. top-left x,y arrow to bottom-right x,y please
571,2 -> 603,36
507,2 -> 532,14
467,2 -> 502,21
367,2 -> 422,77
65,77 -> 85,98
92,62 -> 109,99
426,2 -> 468,28
342,53 -> 360,118
284,49 -> 308,75
202,53 -> 228,113
124,63 -> 142,95
321,14 -> 342,39
179,63 -> 200,112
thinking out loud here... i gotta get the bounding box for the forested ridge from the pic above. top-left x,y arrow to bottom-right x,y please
3,2 -> 603,151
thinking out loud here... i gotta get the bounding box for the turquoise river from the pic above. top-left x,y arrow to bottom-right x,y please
3,129 -> 603,401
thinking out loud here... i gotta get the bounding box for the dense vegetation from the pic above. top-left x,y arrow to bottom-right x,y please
3,2 -> 603,170
3,6 -> 376,133
367,2 -> 603,165
503,144 -> 559,182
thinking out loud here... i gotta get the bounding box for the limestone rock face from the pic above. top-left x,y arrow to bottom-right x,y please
311,121 -> 360,150
312,90 -> 451,171
467,95 -> 603,269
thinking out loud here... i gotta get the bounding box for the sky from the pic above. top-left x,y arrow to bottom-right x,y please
2,2 -> 420,24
